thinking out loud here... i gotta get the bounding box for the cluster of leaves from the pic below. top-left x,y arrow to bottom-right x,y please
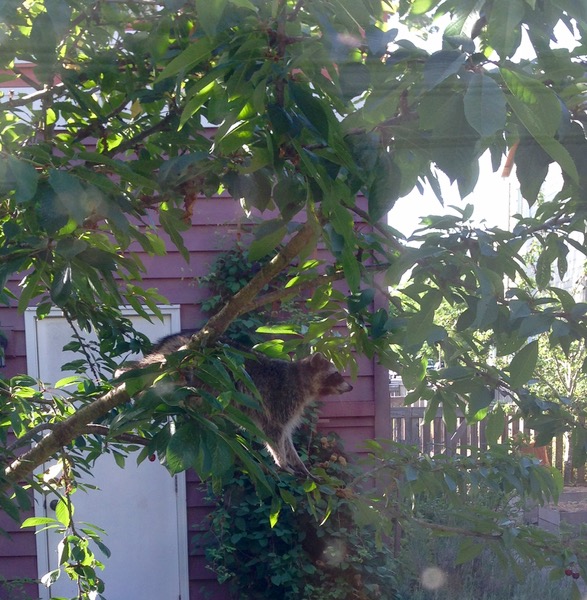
20,458 -> 110,598
201,418 -> 397,600
0,0 -> 587,594
374,204 -> 587,467
352,438 -> 587,598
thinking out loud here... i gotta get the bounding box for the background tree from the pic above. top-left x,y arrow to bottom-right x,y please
1,0 -> 587,596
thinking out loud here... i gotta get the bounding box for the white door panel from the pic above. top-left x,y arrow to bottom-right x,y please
25,307 -> 189,600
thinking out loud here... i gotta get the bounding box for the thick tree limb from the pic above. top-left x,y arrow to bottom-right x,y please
188,220 -> 318,347
1,220 -> 317,491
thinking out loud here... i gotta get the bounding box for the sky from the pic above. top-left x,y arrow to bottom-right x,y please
391,155 -> 520,236
387,16 -> 577,238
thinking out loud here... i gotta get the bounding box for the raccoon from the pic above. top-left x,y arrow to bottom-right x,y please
130,333 -> 353,476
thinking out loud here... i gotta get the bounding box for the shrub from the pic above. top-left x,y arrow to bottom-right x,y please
198,411 -> 397,599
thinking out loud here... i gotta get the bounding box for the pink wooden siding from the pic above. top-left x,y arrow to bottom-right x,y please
0,504 -> 38,599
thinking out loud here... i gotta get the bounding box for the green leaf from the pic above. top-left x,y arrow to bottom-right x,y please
256,324 -> 299,335
269,496 -> 281,528
403,289 -> 443,348
50,265 -> 72,306
467,386 -> 493,421
455,538 -> 485,565
514,138 -> 551,205
272,177 -> 306,221
502,69 -> 578,183
21,516 -> 59,528
196,0 -> 228,37
54,375 -> 83,389
338,62 -> 371,100
166,423 -> 202,475
5,156 -> 39,203
57,537 -> 69,565
45,0 -> 72,39
423,50 -> 466,90
75,248 -> 116,272
48,170 -> 89,225
156,36 -> 213,82
501,68 -> 561,134
410,0 -> 441,14
402,357 -> 427,390
278,487 -> 297,510
225,171 -> 273,212
289,82 -> 329,140
158,204 -> 190,261
248,222 -> 286,261
535,244 -> 556,289
30,12 -> 57,72
367,153 -> 402,221
442,392 -> 457,432
55,498 -> 72,527
464,73 -> 507,137
55,238 -> 88,259
485,406 -> 505,445
487,0 -> 524,58
17,269 -> 43,313
509,340 -> 539,388
341,243 -> 361,293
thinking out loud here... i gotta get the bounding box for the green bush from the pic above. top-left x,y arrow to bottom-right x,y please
197,411 -> 398,600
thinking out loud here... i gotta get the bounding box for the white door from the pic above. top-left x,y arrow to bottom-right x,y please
25,307 -> 189,600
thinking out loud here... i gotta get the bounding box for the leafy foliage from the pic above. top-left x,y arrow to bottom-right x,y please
353,438 -> 586,597
0,0 -> 586,595
198,243 -> 308,344
201,418 -> 397,600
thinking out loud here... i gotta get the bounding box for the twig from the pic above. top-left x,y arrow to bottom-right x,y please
410,517 -> 502,540
7,423 -> 149,453
11,67 -> 44,90
105,111 -> 178,156
2,383 -> 131,490
2,83 -> 66,108
243,263 -> 390,313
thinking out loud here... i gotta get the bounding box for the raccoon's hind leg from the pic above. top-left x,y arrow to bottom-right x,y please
284,436 -> 311,477
262,424 -> 310,476
264,440 -> 295,475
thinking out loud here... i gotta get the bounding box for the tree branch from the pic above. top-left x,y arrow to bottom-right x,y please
7,422 -> 148,454
2,384 -> 130,491
1,221 -> 318,491
243,263 -> 390,314
107,111 -> 178,156
2,83 -> 66,108
190,220 -> 318,346
411,517 -> 502,541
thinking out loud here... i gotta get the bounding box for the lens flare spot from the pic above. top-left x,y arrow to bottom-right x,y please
322,539 -> 347,566
421,566 -> 447,591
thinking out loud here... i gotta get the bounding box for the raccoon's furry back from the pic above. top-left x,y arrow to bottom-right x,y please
130,332 -> 353,475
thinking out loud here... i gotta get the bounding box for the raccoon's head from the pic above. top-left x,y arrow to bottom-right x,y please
305,352 -> 353,397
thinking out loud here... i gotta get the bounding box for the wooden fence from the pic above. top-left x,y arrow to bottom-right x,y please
390,405 -> 585,485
